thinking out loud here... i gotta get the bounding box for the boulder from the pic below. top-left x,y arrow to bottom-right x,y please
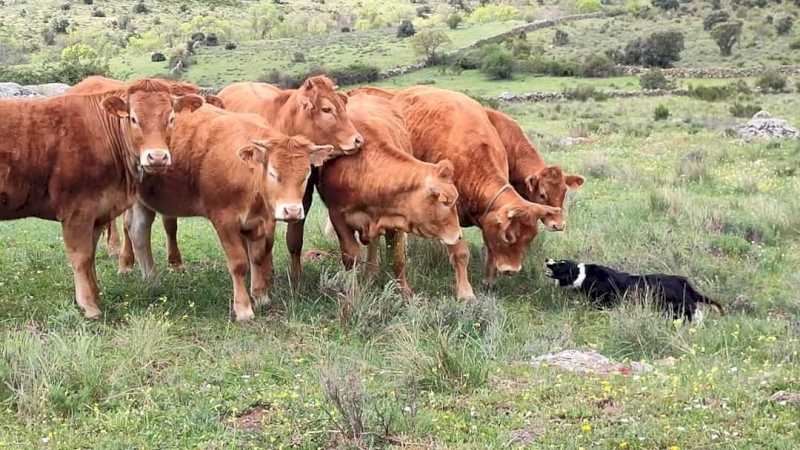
26,83 -> 70,97
0,82 -> 41,98
735,111 -> 800,141
532,349 -> 653,376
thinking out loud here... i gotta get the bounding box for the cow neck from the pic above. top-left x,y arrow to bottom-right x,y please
270,90 -> 302,136
90,95 -> 141,191
508,140 -> 546,183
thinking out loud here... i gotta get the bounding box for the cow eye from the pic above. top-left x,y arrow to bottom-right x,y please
268,169 -> 279,181
321,107 -> 333,114
130,116 -> 138,125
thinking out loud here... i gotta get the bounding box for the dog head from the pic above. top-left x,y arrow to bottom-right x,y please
545,258 -> 582,288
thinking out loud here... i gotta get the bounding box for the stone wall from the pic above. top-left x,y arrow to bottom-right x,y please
620,65 -> 800,79
496,88 -> 691,103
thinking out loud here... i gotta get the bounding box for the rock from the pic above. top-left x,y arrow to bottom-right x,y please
558,136 -> 593,146
532,349 -> 651,376
25,83 -> 70,97
735,111 -> 800,141
0,82 -> 41,98
770,391 -> 800,405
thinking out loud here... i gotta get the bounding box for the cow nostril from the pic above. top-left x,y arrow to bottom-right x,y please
354,135 -> 364,147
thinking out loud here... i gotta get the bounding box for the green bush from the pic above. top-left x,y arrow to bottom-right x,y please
575,0 -> 603,12
519,56 -> 579,76
790,39 -> 800,50
756,70 -> 787,93
729,101 -> 762,118
397,19 -> 415,38
563,85 -> 608,101
616,30 -> 685,67
654,104 -> 670,120
328,63 -> 380,86
776,16 -> 794,35
480,44 -> 515,80
687,84 -> 734,101
133,1 -> 149,14
446,13 -> 463,30
651,0 -> 679,10
0,61 -> 109,85
553,29 -> 569,46
579,54 -> 618,77
50,17 -> 70,34
639,69 -> 672,89
506,36 -> 532,57
703,10 -> 729,31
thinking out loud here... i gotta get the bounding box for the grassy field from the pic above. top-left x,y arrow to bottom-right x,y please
2,90 -> 799,448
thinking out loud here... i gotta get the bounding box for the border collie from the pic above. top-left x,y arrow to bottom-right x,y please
545,259 -> 724,321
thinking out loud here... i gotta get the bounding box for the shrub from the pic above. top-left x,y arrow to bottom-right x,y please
688,84 -> 733,101
42,30 -> 56,46
520,56 -> 580,76
151,52 -> 166,62
553,29 -> 569,46
204,33 -> 219,46
319,363 -> 366,440
468,4 -> 521,23
564,85 -> 608,101
50,17 -> 70,34
480,44 -> 514,80
133,1 -> 149,14
416,5 -> 432,18
711,21 -> 742,56
654,104 -> 670,120
576,0 -> 603,12
506,36 -> 532,57
91,7 -> 105,17
446,13 -> 462,30
790,38 -> 800,50
328,63 -> 380,86
190,32 -> 205,43
292,51 -> 305,63
60,2 -> 71,11
651,0 -> 679,10
167,45 -> 193,72
83,0 -> 93,4
703,10 -> 729,31
411,30 -> 451,64
729,101 -> 762,118
397,19 -> 415,38
639,69 -> 671,89
580,54 -> 618,77
756,70 -> 787,93
616,30 -> 685,67
776,16 -> 794,35
224,42 -> 237,50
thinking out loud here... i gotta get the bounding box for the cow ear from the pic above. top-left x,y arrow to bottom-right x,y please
565,174 -> 585,190
238,142 -> 270,165
102,96 -> 129,118
307,144 -> 335,167
524,174 -> 538,194
337,92 -> 349,105
522,203 -> 561,225
435,159 -> 454,180
205,95 -> 225,109
174,94 -> 204,113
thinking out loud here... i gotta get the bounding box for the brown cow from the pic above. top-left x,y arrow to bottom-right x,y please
317,92 -> 462,295
218,76 -> 363,287
0,79 -> 204,319
352,86 -> 561,296
123,104 -> 335,321
484,108 -> 584,230
67,76 -> 224,262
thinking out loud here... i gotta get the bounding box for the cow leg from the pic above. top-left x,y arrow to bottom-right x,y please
247,221 -> 274,308
212,219 -> 255,322
447,239 -> 476,301
286,174 -> 316,289
163,216 -> 184,270
105,217 -> 121,257
127,202 -> 157,281
62,219 -> 103,319
386,230 -> 413,298
118,209 -> 136,274
483,248 -> 498,288
365,241 -> 380,278
328,210 -> 360,270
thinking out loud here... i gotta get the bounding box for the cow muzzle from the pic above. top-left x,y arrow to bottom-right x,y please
340,133 -> 364,154
276,203 -> 304,222
545,221 -> 566,232
141,149 -> 172,173
496,263 -> 522,276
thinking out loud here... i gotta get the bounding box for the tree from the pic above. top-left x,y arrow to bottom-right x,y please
397,19 -> 415,38
703,10 -> 729,31
247,2 -> 281,39
711,21 -> 742,56
616,30 -> 685,67
480,44 -> 514,79
776,16 -> 794,35
446,13 -> 463,30
411,30 -> 451,64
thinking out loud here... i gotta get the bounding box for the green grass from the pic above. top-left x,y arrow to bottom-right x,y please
2,92 -> 799,448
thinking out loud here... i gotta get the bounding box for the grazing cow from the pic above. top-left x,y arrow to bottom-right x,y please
484,108 -> 584,230
123,104 -> 335,321
67,76 -> 224,262
352,86 -> 561,298
317,92 -> 462,295
0,79 -> 204,319
218,76 -> 363,287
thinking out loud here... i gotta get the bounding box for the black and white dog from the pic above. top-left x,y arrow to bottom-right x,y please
545,259 -> 724,321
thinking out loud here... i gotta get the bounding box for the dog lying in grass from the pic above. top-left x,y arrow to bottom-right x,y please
545,259 -> 724,321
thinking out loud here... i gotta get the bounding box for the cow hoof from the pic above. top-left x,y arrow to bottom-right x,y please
233,307 -> 255,323
457,288 -> 477,302
83,307 -> 102,320
252,291 -> 271,308
117,266 -> 133,275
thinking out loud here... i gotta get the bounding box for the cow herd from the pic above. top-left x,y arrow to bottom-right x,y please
0,76 -> 583,321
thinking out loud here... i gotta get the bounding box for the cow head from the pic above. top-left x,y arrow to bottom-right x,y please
480,202 -> 561,274
102,79 -> 204,174
516,165 -> 584,232
238,136 -> 335,222
295,76 -> 363,155
408,160 -> 462,245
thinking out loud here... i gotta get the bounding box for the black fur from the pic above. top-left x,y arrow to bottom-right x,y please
545,259 -> 724,321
